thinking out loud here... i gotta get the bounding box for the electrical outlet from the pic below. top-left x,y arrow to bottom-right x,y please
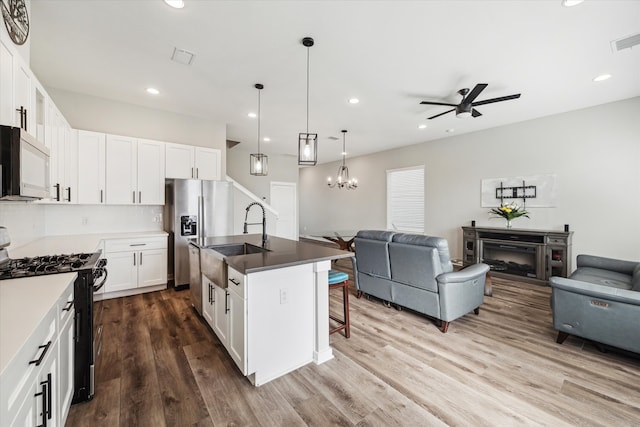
280,288 -> 288,305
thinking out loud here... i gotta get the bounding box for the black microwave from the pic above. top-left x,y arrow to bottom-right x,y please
0,125 -> 50,200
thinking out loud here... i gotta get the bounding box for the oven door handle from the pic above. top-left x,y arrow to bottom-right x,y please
93,269 -> 108,293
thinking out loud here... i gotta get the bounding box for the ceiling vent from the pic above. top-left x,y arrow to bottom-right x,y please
171,47 -> 195,65
611,33 -> 640,52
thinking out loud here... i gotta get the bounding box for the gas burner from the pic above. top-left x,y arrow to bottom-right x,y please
0,252 -> 102,280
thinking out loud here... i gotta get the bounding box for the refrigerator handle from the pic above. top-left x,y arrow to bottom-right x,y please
198,195 -> 204,243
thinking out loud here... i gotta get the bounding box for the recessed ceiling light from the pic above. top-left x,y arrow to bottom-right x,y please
146,87 -> 160,95
164,0 -> 185,9
593,74 -> 612,82
263,137 -> 271,142
348,98 -> 359,104
446,128 -> 455,133
561,0 -> 584,6
418,124 -> 427,129
247,112 -> 257,118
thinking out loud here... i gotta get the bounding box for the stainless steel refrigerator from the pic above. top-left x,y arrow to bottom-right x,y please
165,179 -> 233,291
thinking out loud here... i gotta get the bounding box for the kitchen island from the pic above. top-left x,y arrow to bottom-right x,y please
193,234 -> 353,386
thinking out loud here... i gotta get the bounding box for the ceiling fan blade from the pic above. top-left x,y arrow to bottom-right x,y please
472,109 -> 482,117
420,101 -> 458,107
472,93 -> 521,106
427,108 -> 455,120
463,83 -> 488,104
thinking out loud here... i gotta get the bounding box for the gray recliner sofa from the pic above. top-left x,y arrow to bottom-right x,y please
549,254 -> 640,354
352,230 -> 489,333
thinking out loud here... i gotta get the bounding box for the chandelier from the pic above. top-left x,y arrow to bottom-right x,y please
327,130 -> 357,189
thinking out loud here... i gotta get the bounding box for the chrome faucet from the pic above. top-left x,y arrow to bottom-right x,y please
243,202 -> 267,247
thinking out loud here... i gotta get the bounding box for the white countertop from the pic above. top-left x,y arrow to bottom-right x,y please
10,231 -> 168,258
0,273 -> 77,375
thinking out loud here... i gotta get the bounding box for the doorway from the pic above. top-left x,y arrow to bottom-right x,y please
270,181 -> 297,240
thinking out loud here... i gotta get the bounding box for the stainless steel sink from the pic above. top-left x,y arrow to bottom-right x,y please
200,243 -> 269,288
209,243 -> 269,257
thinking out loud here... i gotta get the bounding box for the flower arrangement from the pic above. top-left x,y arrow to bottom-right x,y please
489,202 -> 529,228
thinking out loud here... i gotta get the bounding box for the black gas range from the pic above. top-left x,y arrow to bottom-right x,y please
0,230 -> 107,404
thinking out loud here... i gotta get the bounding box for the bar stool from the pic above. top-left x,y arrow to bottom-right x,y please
328,270 -> 350,338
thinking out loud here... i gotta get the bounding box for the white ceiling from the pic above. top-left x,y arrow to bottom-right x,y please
29,0 -> 640,164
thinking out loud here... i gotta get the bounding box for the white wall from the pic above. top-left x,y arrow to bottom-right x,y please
300,97 -> 640,264
226,145 -> 298,204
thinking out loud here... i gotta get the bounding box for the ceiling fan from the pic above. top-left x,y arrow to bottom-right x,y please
420,83 -> 521,119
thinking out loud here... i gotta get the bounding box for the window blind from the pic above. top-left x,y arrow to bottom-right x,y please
386,166 -> 424,233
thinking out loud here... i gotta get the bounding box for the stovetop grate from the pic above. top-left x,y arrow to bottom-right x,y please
0,252 -> 100,280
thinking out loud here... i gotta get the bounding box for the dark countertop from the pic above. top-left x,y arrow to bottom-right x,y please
192,234 -> 353,274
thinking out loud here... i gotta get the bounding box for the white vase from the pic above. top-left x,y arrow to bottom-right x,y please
506,219 -> 513,229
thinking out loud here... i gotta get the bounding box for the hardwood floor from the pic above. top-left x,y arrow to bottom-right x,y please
66,258 -> 640,426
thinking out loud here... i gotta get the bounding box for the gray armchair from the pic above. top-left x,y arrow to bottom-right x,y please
353,230 -> 489,332
549,254 -> 640,354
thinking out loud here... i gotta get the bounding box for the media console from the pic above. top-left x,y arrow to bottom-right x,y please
462,226 -> 573,285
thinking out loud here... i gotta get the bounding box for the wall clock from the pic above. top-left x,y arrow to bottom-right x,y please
1,0 -> 29,45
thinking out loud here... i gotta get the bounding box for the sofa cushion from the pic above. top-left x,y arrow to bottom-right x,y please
570,267 -> 632,290
354,232 -> 394,279
391,233 -> 453,273
388,243 -> 440,292
632,264 -> 640,291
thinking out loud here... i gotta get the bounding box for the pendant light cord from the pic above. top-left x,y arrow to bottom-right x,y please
257,88 -> 261,154
306,45 -> 310,134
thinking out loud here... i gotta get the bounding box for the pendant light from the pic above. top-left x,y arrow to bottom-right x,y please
298,37 -> 318,166
327,130 -> 358,189
250,83 -> 268,176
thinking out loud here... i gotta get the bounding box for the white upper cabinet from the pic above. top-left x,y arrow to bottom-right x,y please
136,138 -> 165,205
195,146 -> 221,180
77,130 -> 106,204
46,104 -> 76,203
105,134 -> 137,204
166,142 -> 221,180
0,38 -> 33,134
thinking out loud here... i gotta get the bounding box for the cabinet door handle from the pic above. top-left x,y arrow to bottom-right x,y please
35,373 -> 51,426
191,167 -> 194,178
62,300 -> 74,312
100,189 -> 104,203
133,191 -> 136,203
66,187 -> 71,202
54,183 -> 60,201
225,290 -> 230,313
229,278 -> 240,286
129,243 -> 146,247
139,252 -> 142,265
29,341 -> 52,366
196,168 -> 199,178
138,191 -> 141,203
133,253 -> 136,266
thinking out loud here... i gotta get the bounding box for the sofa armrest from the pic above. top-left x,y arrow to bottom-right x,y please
437,263 -> 489,284
549,276 -> 640,306
576,255 -> 638,276
349,255 -> 360,290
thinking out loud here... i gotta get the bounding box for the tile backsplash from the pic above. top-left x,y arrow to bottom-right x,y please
0,202 -> 46,248
1,202 -> 164,249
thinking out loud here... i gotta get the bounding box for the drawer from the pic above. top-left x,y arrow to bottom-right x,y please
57,280 -> 75,326
546,236 -> 566,245
227,267 -> 246,299
0,304 -> 57,424
104,236 -> 167,253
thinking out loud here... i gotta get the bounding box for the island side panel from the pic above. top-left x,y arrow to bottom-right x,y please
313,260 -> 333,364
247,263 -> 315,386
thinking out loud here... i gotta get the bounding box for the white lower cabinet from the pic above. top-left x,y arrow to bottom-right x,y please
1,278 -> 74,427
202,276 -> 215,327
206,267 -> 246,374
103,236 -> 167,295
